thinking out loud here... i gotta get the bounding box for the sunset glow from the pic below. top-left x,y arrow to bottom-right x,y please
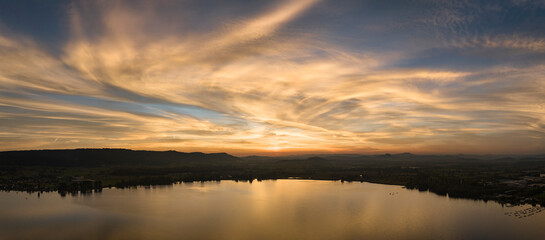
0,0 -> 544,155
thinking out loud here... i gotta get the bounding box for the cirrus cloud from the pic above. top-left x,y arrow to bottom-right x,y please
0,0 -> 544,155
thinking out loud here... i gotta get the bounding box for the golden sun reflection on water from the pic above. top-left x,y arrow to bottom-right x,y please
1,180 -> 544,240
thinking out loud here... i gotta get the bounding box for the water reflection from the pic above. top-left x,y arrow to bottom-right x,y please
1,180 -> 544,240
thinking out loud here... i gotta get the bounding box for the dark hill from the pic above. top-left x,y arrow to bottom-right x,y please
0,149 -> 239,167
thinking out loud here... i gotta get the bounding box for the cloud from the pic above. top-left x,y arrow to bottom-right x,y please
444,35 -> 545,53
0,0 -> 544,155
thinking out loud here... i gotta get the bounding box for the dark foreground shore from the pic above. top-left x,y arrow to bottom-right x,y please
1,149 -> 544,206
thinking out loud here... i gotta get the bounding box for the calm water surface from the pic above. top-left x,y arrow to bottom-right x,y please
1,180 -> 544,240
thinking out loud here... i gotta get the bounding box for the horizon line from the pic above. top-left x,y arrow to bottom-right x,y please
1,148 -> 544,158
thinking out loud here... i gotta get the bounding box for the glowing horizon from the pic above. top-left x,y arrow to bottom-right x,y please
0,0 -> 544,155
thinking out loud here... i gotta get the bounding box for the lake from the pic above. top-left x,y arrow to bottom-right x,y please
1,180 -> 544,240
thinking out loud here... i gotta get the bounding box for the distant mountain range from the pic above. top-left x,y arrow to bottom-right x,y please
0,148 -> 239,167
1,148 -> 544,167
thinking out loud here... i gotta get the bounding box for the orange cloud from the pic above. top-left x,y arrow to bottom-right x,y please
0,0 -> 544,155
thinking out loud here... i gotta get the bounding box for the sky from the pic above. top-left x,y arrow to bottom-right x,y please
0,0 -> 544,156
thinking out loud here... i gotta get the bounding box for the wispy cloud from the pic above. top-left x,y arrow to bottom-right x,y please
0,0 -> 543,155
